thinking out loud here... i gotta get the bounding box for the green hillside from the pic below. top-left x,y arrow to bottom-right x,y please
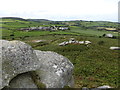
0,17 -> 119,88
1,17 -> 119,38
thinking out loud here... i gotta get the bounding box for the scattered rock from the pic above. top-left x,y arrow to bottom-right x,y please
69,38 -> 75,41
103,34 -> 113,38
32,40 -> 46,43
91,85 -> 112,90
97,85 -> 112,89
79,41 -> 84,44
82,85 -> 112,90
85,41 -> 91,44
59,38 -> 91,46
110,47 -> 120,50
59,41 -> 66,46
82,87 -> 89,90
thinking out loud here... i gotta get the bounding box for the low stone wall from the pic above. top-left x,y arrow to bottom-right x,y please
59,38 -> 91,46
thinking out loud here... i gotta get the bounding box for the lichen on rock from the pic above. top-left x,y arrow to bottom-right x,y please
34,50 -> 74,88
1,40 -> 41,89
1,40 -> 74,89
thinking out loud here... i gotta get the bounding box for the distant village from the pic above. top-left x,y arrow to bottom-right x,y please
19,26 -> 70,31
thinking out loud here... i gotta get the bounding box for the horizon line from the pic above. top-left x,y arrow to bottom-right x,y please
0,16 -> 118,23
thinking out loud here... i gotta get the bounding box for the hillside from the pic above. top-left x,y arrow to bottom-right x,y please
1,17 -> 28,21
1,17 -> 119,29
1,17 -> 119,37
27,19 -> 52,22
0,17 -> 119,88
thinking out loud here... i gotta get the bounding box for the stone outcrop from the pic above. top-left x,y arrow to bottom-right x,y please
59,38 -> 91,46
103,33 -> 113,38
110,47 -> 120,50
0,40 -> 74,89
9,72 -> 38,88
34,50 -> 74,88
82,85 -> 112,90
1,40 -> 41,89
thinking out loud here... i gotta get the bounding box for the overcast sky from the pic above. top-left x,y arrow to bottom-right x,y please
0,0 -> 119,22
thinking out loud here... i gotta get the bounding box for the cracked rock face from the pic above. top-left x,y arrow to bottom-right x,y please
1,40 -> 74,89
1,40 -> 41,89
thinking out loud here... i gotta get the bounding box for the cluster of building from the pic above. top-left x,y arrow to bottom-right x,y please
59,38 -> 91,46
19,26 -> 70,31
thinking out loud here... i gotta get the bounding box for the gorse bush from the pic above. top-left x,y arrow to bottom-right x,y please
57,44 -> 89,52
98,41 -> 105,45
33,41 -> 49,48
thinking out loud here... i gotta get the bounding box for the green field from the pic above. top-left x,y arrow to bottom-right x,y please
70,26 -> 118,37
1,17 -> 119,88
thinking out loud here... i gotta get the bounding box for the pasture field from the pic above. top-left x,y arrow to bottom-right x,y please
1,17 -> 119,88
70,26 -> 118,37
21,35 -> 119,88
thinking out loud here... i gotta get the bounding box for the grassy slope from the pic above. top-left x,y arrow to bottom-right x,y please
1,18 -> 119,38
1,18 -> 119,88
70,26 -> 118,37
26,35 -> 118,88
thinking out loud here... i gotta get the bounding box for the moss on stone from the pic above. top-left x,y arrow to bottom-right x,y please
64,85 -> 71,88
30,71 -> 46,88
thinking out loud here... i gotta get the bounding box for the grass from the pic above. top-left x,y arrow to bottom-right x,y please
1,17 -> 119,88
30,71 -> 46,88
70,26 -> 118,37
27,35 -> 118,88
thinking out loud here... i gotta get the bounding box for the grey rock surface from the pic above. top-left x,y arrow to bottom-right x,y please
82,85 -> 112,90
97,85 -> 112,89
91,85 -> 112,90
110,47 -> 120,50
34,50 -> 74,88
1,40 -> 41,89
1,40 -> 74,89
104,34 -> 113,38
59,38 -> 91,46
9,72 -> 38,88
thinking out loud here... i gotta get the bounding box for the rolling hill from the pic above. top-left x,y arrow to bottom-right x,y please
0,17 -> 119,88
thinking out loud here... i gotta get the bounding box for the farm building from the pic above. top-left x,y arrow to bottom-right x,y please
19,26 -> 70,31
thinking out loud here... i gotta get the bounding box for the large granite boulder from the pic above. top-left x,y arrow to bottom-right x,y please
1,40 -> 41,89
0,40 -> 74,89
34,50 -> 74,88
